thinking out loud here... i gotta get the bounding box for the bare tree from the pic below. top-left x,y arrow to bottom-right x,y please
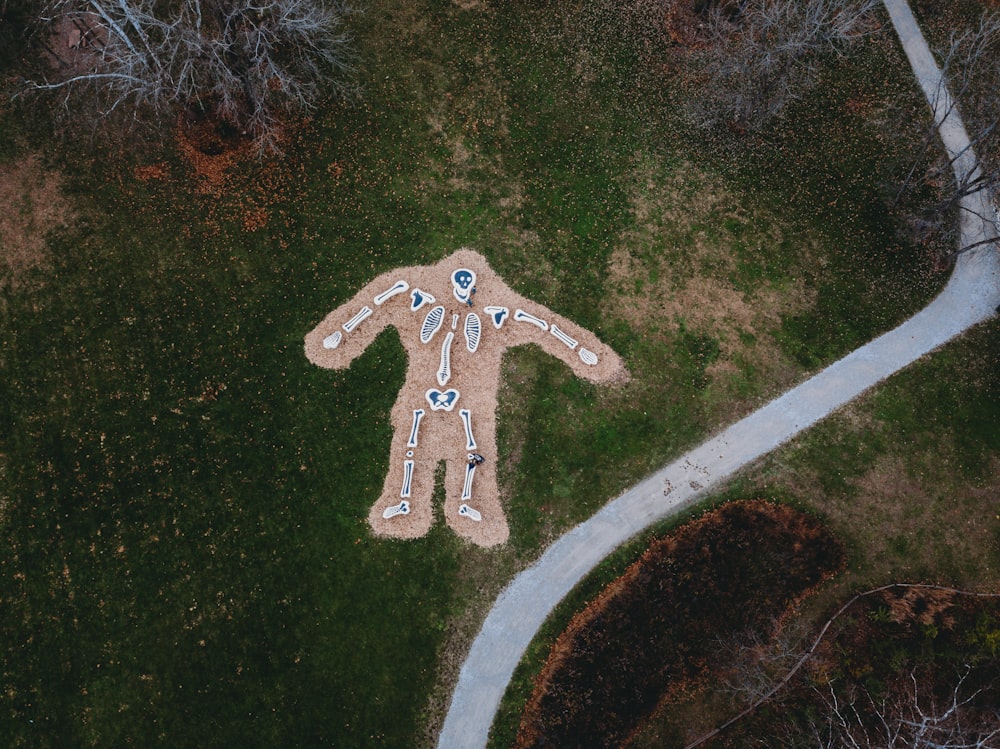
680,0 -> 879,132
684,585 -> 1000,749
720,617 -> 813,706
804,667 -> 1000,749
24,0 -> 356,151
895,10 -> 1000,262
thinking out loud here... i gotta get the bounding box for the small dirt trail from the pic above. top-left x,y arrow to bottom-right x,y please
436,1 -> 1000,746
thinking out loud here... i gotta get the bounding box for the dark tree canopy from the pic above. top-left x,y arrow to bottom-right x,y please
896,9 -> 1000,262
678,0 -> 878,132
28,0 -> 356,151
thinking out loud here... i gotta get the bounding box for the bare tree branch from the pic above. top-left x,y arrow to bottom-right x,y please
680,0 -> 880,132
22,0 -> 357,152
684,584 -> 1000,749
815,666 -> 1000,748
896,8 -> 1000,261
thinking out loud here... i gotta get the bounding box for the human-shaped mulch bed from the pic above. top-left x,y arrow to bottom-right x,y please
305,248 -> 629,547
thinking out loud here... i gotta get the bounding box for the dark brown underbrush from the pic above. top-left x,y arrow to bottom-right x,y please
514,500 -> 844,749
717,585 -> 1000,748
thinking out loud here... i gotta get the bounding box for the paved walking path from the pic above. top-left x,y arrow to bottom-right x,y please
437,1 -> 1000,746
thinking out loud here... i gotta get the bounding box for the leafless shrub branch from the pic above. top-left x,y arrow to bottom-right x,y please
896,9 -> 1000,261
809,667 -> 1000,748
22,0 -> 357,152
681,0 -> 879,132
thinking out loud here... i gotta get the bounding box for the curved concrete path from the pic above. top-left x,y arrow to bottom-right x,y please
437,1 -> 1000,746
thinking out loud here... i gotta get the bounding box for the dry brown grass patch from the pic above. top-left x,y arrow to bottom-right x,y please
608,160 -> 817,415
0,154 -> 75,289
850,451 -> 999,573
768,422 -> 1000,584
884,586 -> 958,628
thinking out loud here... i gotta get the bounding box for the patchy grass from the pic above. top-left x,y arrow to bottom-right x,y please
752,317 -> 1000,588
0,155 -> 75,289
605,157 -> 817,427
0,0 -> 979,747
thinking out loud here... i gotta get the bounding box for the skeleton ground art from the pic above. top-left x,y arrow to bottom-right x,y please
305,249 -> 629,547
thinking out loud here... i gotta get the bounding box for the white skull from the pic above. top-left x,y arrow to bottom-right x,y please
451,268 -> 477,302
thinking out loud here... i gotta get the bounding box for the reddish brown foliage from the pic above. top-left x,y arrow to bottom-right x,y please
134,163 -> 169,182
150,109 -> 313,237
663,2 -> 704,47
175,111 -> 256,197
515,500 -> 844,749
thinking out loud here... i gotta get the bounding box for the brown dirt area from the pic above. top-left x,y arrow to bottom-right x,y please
304,249 -> 630,548
0,155 -> 75,289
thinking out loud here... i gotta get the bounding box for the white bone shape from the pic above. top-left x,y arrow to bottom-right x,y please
410,288 -> 436,311
322,331 -> 343,349
374,280 -> 409,305
438,332 -> 454,386
420,305 -> 445,343
458,504 -> 482,522
483,306 -> 509,329
550,324 -> 578,350
425,388 -> 459,411
383,500 -> 410,519
343,306 -> 373,333
514,308 -> 548,331
459,408 -> 476,449
464,313 -> 481,353
461,462 -> 476,500
399,460 -> 415,498
579,348 -> 599,366
407,409 -> 425,448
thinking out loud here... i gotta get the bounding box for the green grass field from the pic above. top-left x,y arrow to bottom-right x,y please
1,0 -> 995,747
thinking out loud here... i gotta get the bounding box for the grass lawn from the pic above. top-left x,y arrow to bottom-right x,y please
487,1 -> 1000,744
616,315 -> 1000,749
0,0 -> 988,747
